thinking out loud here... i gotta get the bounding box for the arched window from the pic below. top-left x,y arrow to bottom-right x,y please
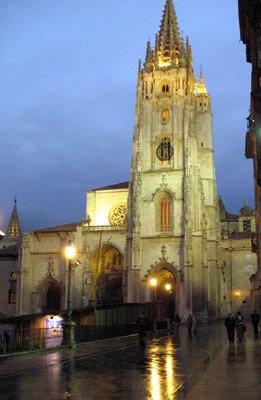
162,108 -> 169,122
156,192 -> 173,232
8,272 -> 17,304
162,84 -> 170,93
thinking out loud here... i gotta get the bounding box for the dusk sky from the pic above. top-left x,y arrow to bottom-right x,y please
0,0 -> 253,232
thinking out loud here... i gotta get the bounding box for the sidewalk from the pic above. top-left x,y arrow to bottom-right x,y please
0,325 -> 260,400
185,338 -> 261,400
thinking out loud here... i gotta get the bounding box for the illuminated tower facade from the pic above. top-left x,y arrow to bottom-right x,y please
125,0 -> 222,318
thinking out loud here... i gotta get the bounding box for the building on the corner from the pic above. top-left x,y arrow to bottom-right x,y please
220,199 -> 256,315
239,0 -> 261,311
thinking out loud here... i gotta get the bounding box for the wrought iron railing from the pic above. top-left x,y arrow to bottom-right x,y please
0,328 -> 63,354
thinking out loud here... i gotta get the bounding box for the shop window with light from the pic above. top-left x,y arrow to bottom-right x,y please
162,108 -> 169,123
156,192 -> 173,232
8,272 -> 17,304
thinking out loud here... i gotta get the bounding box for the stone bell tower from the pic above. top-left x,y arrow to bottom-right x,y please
125,0 -> 222,319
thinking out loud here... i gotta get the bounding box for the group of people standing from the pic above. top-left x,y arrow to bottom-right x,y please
225,310 -> 260,344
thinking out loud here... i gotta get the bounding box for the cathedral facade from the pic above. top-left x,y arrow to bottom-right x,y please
125,0 -> 221,320
0,0 -> 257,322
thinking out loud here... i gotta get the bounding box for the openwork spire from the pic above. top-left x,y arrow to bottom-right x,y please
144,40 -> 154,71
185,37 -> 193,71
194,67 -> 208,94
157,0 -> 183,67
6,198 -> 22,238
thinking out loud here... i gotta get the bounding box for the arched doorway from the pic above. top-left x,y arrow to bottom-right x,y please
92,244 -> 124,305
46,282 -> 61,311
152,267 -> 176,319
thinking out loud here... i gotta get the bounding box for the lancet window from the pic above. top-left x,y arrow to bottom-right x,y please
156,192 -> 173,232
162,84 -> 170,93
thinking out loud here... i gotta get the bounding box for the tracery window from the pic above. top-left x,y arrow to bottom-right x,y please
156,137 -> 173,162
156,192 -> 173,232
109,203 -> 127,226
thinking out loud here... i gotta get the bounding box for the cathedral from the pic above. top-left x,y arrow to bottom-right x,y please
0,0 -> 257,323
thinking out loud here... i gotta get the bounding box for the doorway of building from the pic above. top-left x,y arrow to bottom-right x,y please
92,244 -> 124,305
46,282 -> 61,311
154,268 -> 176,319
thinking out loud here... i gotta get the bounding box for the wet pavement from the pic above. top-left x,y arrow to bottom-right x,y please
0,321 -> 260,399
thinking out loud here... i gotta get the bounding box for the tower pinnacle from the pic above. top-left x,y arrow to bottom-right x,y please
6,197 -> 22,238
195,67 -> 208,94
157,0 -> 183,68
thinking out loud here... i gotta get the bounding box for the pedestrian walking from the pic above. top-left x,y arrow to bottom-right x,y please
3,331 -> 10,354
236,311 -> 244,323
224,313 -> 236,344
136,312 -> 147,347
250,310 -> 260,339
173,314 -> 181,331
186,314 -> 193,335
235,312 -> 246,342
192,314 -> 198,334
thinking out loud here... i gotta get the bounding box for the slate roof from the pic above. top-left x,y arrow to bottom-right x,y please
33,221 -> 81,233
91,182 -> 129,191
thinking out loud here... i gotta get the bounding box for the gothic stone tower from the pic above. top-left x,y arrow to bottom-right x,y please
125,0 -> 222,319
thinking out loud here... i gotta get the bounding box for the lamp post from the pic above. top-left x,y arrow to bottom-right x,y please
150,277 -> 158,332
63,242 -> 77,348
165,283 -> 172,328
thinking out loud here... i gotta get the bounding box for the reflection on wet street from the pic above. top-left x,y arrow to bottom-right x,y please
0,323 -> 229,399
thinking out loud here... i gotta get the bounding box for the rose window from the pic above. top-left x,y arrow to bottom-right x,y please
109,203 -> 127,226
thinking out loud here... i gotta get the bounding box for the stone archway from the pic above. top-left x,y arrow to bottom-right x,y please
149,265 -> 178,319
35,277 -> 63,313
92,243 -> 124,305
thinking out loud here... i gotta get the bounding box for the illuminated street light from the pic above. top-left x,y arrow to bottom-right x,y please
65,243 -> 76,260
149,278 -> 158,324
165,283 -> 172,321
150,278 -> 158,288
165,283 -> 171,292
63,241 -> 81,349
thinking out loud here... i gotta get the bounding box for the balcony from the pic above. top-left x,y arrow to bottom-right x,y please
82,223 -> 126,233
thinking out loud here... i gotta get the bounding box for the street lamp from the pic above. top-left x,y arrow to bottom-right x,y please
63,241 -> 80,348
165,283 -> 171,292
149,277 -> 158,328
65,242 -> 76,323
165,283 -> 172,322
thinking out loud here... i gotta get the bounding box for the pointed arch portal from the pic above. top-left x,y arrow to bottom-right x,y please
46,282 -> 61,311
92,244 -> 124,305
151,267 -> 177,318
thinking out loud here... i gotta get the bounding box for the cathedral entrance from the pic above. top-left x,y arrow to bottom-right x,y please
153,268 -> 176,319
92,244 -> 123,305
